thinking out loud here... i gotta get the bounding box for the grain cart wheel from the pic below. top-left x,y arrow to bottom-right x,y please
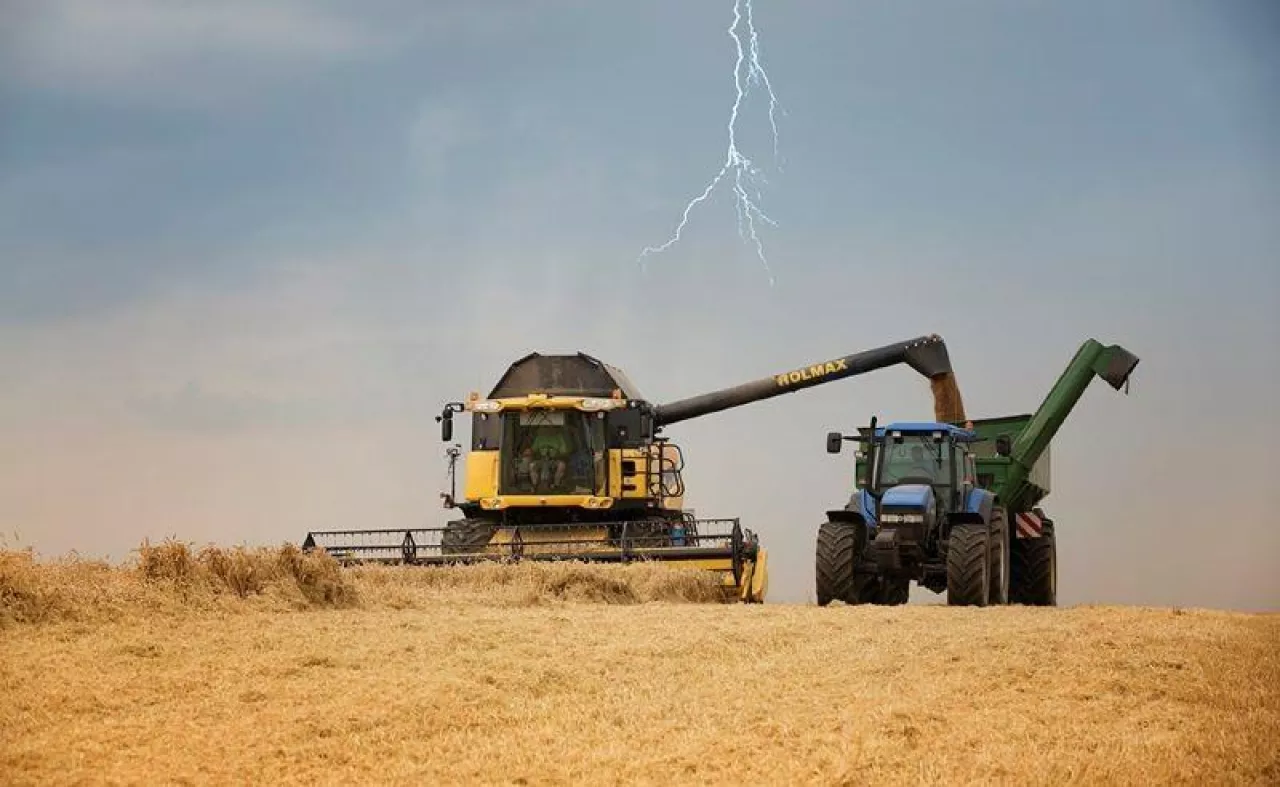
946,523 -> 990,606
1011,520 -> 1057,606
815,519 -> 864,606
988,507 -> 1011,605
441,518 -> 495,557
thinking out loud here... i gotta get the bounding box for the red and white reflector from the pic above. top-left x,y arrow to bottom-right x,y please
1014,512 -> 1043,539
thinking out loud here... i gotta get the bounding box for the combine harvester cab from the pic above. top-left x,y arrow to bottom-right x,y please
817,338 -> 1139,607
304,334 -> 963,603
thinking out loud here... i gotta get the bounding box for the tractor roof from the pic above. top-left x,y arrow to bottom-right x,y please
877,421 -> 979,441
487,352 -> 646,400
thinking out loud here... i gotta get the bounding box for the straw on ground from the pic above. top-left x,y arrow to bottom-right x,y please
2,542 -> 1277,785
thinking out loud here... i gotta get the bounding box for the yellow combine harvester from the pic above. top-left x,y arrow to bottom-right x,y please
303,335 -> 960,602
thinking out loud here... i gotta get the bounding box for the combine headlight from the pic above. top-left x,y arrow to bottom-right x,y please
472,400 -> 502,412
579,397 -> 620,411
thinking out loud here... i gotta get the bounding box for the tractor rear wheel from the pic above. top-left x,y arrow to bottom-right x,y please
988,507 -> 1010,605
946,523 -> 990,606
441,518 -> 495,557
815,519 -> 863,606
1011,520 -> 1057,605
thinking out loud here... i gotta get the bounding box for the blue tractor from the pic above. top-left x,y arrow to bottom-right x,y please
816,338 -> 1140,607
817,420 -> 1004,606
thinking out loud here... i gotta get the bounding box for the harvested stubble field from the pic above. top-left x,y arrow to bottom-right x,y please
2,543 -> 1277,786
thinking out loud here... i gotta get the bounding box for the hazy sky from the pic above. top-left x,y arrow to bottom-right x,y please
2,1 -> 1277,610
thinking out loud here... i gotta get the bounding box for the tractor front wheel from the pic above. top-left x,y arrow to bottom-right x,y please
946,523 -> 990,606
815,519 -> 864,606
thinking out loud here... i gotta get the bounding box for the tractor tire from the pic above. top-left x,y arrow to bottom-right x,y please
946,523 -> 990,606
988,507 -> 1011,605
1011,520 -> 1057,606
441,518 -> 495,557
815,519 -> 863,606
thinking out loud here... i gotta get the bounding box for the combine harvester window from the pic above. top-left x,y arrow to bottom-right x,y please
501,410 -> 607,495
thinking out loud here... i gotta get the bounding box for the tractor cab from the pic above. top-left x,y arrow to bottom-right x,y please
828,420 -> 981,533
871,423 -> 978,514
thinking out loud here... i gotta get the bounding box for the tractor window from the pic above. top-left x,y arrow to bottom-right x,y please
499,409 -> 606,495
877,436 -> 952,488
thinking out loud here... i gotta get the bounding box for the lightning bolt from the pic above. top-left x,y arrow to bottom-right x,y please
638,0 -> 783,285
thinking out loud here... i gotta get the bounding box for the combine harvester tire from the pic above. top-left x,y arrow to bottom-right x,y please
441,519 -> 495,556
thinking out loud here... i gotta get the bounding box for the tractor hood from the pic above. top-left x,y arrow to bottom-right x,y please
880,484 -> 934,510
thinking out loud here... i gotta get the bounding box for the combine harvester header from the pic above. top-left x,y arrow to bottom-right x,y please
303,334 -> 963,603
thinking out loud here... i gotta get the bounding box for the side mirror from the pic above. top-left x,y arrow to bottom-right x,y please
826,431 -> 843,454
995,434 -> 1011,457
436,402 -> 465,443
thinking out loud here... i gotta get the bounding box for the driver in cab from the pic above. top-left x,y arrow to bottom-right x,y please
907,444 -> 940,482
529,427 -> 569,490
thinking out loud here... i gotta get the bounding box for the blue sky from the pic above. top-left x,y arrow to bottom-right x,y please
1,1 -> 1277,609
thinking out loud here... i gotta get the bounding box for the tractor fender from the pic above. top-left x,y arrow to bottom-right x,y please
857,488 -> 878,529
839,488 -> 880,532
830,488 -> 876,523
825,508 -> 867,526
949,488 -> 996,527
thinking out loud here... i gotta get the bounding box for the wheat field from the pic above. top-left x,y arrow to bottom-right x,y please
2,543 -> 1277,785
